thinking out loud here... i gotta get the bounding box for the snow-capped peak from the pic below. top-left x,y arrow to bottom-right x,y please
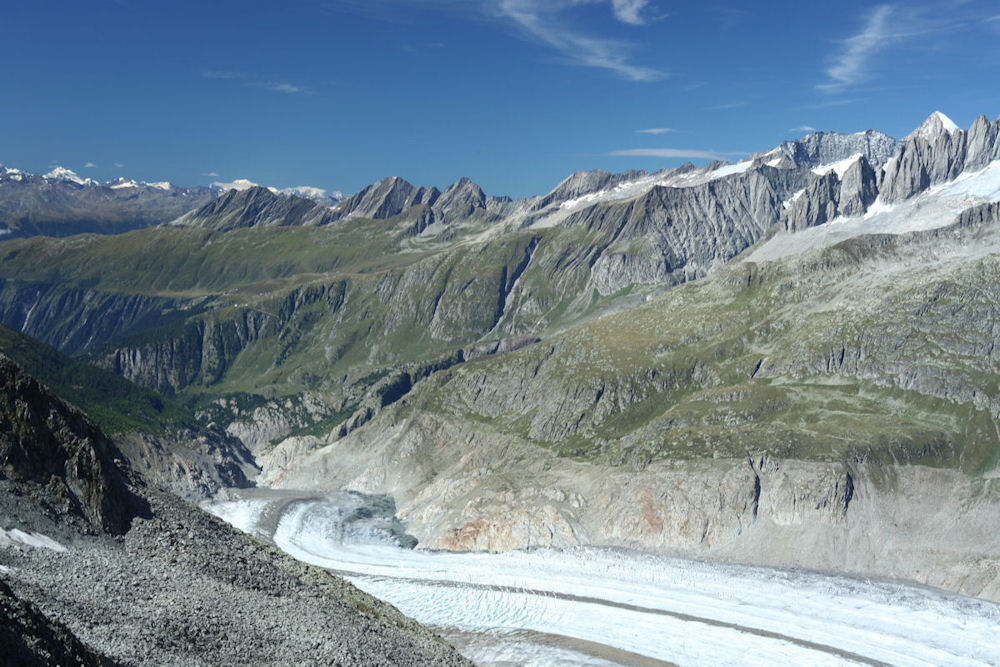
211,178 -> 259,192
908,111 -> 960,142
109,177 -> 140,189
44,166 -> 94,185
276,185 -> 343,202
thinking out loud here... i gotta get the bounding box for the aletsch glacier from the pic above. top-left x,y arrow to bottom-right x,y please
205,490 -> 1000,666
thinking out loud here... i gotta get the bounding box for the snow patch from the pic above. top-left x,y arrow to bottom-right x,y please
0,528 -> 67,552
908,111 -> 961,142
278,185 -> 339,201
147,181 -> 171,190
783,188 -> 806,210
0,228 -> 11,236
544,161 -> 758,225
211,178 -> 259,192
710,160 -> 754,178
751,158 -> 1000,262
932,111 -> 960,133
812,153 -> 862,178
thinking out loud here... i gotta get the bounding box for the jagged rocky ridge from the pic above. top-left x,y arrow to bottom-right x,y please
0,114 -> 996,454
0,356 -> 470,665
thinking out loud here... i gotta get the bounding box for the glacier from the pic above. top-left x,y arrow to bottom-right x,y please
205,491 -> 1000,667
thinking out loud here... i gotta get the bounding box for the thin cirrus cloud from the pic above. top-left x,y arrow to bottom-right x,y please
817,5 -> 895,93
496,0 -> 666,82
815,4 -> 961,94
707,101 -> 747,111
329,0 -> 666,81
635,127 -> 677,134
607,148 -> 745,160
84,162 -> 98,168
202,70 -> 314,95
789,125 -> 816,133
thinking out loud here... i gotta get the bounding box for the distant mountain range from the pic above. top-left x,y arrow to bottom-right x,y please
0,115 -> 954,243
0,165 -> 345,239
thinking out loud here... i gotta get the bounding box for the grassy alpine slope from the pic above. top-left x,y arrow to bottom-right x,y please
402,215 -> 1000,475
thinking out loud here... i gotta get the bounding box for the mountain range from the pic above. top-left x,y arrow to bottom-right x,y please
1,110 -> 999,656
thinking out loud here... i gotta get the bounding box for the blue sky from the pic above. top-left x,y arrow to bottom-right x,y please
2,0 -> 999,198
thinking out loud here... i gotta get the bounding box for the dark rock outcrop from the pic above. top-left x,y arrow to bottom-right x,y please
0,356 -> 148,535
0,578 -> 118,667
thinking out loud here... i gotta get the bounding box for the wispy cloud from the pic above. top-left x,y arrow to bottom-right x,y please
249,81 -> 315,95
816,4 -> 964,93
327,0 -> 665,80
797,98 -> 861,111
114,163 -> 124,169
607,148 -> 745,160
84,162 -> 98,168
707,101 -> 747,111
203,70 -> 315,95
817,5 -> 894,93
202,171 -> 220,178
610,0 -> 657,26
203,70 -> 252,80
496,0 -> 666,81
636,127 -> 677,134
788,125 -> 816,133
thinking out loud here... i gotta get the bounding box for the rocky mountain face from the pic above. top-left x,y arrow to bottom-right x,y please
0,357 -> 470,665
0,324 -> 256,501
0,355 -> 149,535
773,129 -> 899,169
881,113 -> 1000,202
171,186 -> 327,231
0,165 -> 217,240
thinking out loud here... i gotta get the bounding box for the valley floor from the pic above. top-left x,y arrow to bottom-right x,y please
207,490 -> 1000,667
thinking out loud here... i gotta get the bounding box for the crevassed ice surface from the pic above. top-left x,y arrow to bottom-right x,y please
205,493 -> 1000,667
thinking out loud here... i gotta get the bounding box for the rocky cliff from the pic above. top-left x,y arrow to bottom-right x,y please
0,355 -> 149,535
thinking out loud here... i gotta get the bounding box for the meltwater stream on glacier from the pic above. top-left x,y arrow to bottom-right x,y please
204,490 -> 1000,667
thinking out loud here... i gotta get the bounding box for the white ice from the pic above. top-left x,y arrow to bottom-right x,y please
211,178 -> 258,191
0,528 -> 67,552
812,153 -> 862,178
750,159 -> 1000,263
207,495 -> 1000,667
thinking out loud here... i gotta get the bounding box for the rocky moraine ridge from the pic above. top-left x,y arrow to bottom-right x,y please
0,355 -> 469,665
0,111 -> 998,635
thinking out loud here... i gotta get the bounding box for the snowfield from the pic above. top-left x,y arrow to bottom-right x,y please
206,492 -> 1000,667
750,159 -> 1000,264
